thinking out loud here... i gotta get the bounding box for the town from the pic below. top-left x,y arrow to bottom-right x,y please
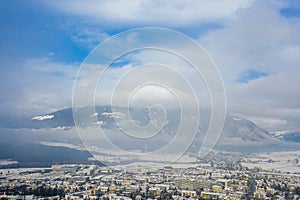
0,162 -> 299,200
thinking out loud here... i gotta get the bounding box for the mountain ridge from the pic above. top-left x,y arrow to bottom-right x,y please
1,106 -> 299,153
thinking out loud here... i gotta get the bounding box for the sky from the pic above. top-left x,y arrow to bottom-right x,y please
0,0 -> 300,133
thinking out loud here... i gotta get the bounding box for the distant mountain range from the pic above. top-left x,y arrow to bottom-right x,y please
0,106 -> 299,153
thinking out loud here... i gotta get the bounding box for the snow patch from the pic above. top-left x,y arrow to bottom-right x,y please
32,114 -> 54,121
233,117 -> 242,121
101,112 -> 125,118
272,130 -> 299,136
91,121 -> 105,125
90,112 -> 99,117
51,126 -> 70,131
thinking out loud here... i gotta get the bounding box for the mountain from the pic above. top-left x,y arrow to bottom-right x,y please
214,116 -> 293,152
0,106 -> 299,153
0,106 -> 179,131
271,131 -> 300,143
220,116 -> 281,145
0,142 -> 92,168
0,108 -> 74,130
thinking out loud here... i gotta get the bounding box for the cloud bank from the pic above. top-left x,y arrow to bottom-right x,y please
0,0 -> 299,134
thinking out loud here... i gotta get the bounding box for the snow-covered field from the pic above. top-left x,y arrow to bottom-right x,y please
41,142 -> 300,173
41,141 -> 197,167
241,151 -> 300,173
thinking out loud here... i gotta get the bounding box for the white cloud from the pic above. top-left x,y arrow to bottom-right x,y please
3,0 -> 299,134
130,85 -> 175,101
65,20 -> 109,49
0,57 -> 79,115
45,0 -> 254,27
25,57 -> 78,79
199,0 -> 300,131
73,61 -> 200,109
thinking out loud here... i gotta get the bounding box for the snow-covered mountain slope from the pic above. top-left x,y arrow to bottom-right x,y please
219,116 -> 277,145
0,106 -> 299,153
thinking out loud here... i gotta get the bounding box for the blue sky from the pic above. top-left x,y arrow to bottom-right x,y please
0,0 -> 300,132
0,0 -> 88,62
238,70 -> 268,83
